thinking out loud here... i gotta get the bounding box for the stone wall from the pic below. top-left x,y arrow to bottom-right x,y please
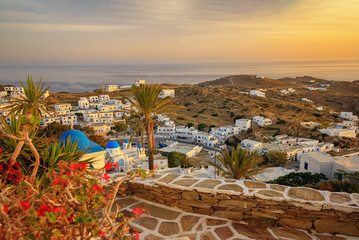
121,173 -> 359,237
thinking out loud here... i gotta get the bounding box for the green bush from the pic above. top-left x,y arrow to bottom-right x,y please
269,172 -> 327,187
198,123 -> 208,131
211,113 -> 218,117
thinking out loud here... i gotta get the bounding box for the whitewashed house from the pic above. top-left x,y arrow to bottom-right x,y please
240,139 -> 262,152
299,152 -> 335,179
253,116 -> 272,127
54,104 -> 72,111
159,89 -> 175,98
193,132 -> 218,147
235,119 -> 251,131
0,91 -> 8,97
4,86 -> 14,92
59,115 -> 78,126
89,96 -> 99,102
280,90 -> 289,95
319,128 -> 356,138
78,97 -> 90,109
287,88 -> 295,92
301,98 -> 313,103
99,95 -> 110,103
249,90 -> 265,97
106,85 -> 118,92
340,112 -> 358,121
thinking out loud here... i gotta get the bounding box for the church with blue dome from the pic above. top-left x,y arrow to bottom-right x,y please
105,139 -> 146,172
60,130 -> 106,169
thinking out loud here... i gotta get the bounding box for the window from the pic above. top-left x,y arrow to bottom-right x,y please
304,162 -> 308,170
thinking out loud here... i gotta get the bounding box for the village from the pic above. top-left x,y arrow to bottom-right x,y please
1,79 -> 358,183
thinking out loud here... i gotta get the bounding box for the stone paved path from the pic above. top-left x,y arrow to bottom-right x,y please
115,196 -> 357,240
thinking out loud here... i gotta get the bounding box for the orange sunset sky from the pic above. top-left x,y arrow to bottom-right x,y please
0,0 -> 358,65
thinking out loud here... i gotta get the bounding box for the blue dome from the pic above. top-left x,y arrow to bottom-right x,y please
124,140 -> 129,143
137,145 -> 142,148
106,141 -> 120,149
60,130 -> 105,153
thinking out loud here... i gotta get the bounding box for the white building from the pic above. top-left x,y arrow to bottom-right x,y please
99,95 -> 110,103
59,115 -> 78,126
106,85 -> 118,92
159,89 -> 175,98
280,90 -> 289,95
4,86 -> 14,92
159,143 -> 202,158
300,152 -> 359,180
210,126 -> 242,143
135,79 -> 146,87
54,103 -> 72,111
193,132 -> 218,147
89,96 -> 99,102
240,139 -> 262,152
287,88 -> 295,93
235,119 -> 251,131
319,128 -> 356,138
340,112 -> 358,121
301,98 -> 313,103
78,97 -> 90,109
0,91 -> 8,97
249,90 -> 265,97
252,116 -> 272,127
91,122 -> 111,135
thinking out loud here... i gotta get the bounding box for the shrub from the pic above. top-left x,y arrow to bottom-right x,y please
269,172 -> 327,187
192,115 -> 198,118
187,123 -> 194,128
263,151 -> 288,167
211,113 -> 218,117
276,119 -> 287,125
198,123 -> 208,131
184,102 -> 191,106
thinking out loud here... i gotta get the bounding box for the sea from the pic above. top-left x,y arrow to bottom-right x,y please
0,61 -> 358,93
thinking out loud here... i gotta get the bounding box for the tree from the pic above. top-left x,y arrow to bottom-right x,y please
111,122 -> 128,137
0,76 -> 54,180
263,151 -> 289,167
125,84 -> 177,170
167,151 -> 191,168
214,146 -> 264,179
187,122 -> 194,128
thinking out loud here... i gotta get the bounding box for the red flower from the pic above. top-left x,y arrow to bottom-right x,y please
104,162 -> 112,170
0,148 -> 2,155
77,162 -> 88,169
135,232 -> 139,240
113,162 -> 119,169
132,207 -> 142,215
38,204 -> 48,216
65,171 -> 72,177
98,230 -> 105,236
92,184 -> 104,193
3,205 -> 8,214
51,177 -> 68,186
102,173 -> 110,181
21,202 -> 31,210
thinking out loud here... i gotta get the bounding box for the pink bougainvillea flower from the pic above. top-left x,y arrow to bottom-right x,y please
92,184 -> 104,193
51,177 -> 68,186
3,205 -> 8,214
38,204 -> 48,216
98,230 -> 105,236
102,173 -> 110,181
21,202 -> 31,210
104,162 -> 112,170
65,171 -> 72,177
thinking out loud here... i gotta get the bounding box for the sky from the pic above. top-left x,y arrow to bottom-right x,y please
0,0 -> 359,65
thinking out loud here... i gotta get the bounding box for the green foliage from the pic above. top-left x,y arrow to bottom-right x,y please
184,102 -> 191,106
209,125 -> 216,131
246,128 -> 253,134
198,123 -> 208,131
214,146 -> 264,179
111,122 -> 128,134
263,151 -> 289,167
192,115 -> 198,118
276,119 -> 287,125
269,172 -> 327,187
187,123 -> 195,128
326,180 -> 359,193
167,151 -> 191,168
334,170 -> 359,183
211,113 -> 218,117
314,113 -> 322,117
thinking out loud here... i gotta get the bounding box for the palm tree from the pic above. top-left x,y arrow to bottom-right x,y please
214,146 -> 264,179
125,84 -> 177,170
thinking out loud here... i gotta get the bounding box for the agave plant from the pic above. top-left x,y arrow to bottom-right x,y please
214,146 -> 264,179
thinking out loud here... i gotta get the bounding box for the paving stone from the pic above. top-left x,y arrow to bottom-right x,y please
206,218 -> 228,226
232,222 -> 276,240
271,228 -> 312,240
243,180 -> 266,188
280,218 -> 312,230
224,180 -> 237,183
330,193 -> 351,204
196,224 -> 203,231
315,234 -> 346,240
157,174 -> 180,184
182,176 -> 194,178
145,234 -> 163,240
158,222 -> 179,236
128,224 -> 143,233
288,188 -> 325,201
112,197 -> 138,211
194,179 -> 222,189
257,190 -> 284,198
214,226 -> 234,240
269,184 -> 286,192
200,232 -> 217,240
251,210 -> 278,220
180,215 -> 200,231
218,199 -> 257,209
133,217 -> 158,230
178,233 -> 197,240
131,202 -> 180,220
217,184 -> 244,192
211,211 -> 243,220
172,179 -> 199,187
